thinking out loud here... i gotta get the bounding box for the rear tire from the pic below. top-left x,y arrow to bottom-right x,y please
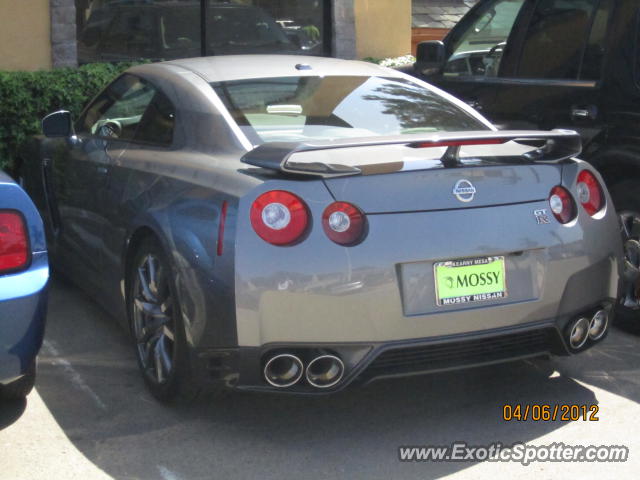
127,238 -> 203,403
0,362 -> 36,401
609,179 -> 640,325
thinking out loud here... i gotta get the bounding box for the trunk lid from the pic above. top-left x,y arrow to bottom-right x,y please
241,130 -> 579,212
321,143 -> 562,213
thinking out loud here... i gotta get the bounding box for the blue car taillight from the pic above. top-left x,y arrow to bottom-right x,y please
0,211 -> 29,274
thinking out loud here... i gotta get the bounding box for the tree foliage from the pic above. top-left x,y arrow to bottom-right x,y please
0,62 -> 140,174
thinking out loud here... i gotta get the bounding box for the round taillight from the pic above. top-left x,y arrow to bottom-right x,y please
250,190 -> 309,246
576,170 -> 604,216
322,202 -> 366,245
549,186 -> 576,224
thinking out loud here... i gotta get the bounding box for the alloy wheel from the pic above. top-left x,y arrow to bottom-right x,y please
132,253 -> 176,384
619,210 -> 640,310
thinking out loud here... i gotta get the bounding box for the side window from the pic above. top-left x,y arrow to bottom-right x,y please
77,74 -> 156,140
516,0 -> 601,79
580,0 -> 613,80
444,0 -> 526,78
133,91 -> 176,147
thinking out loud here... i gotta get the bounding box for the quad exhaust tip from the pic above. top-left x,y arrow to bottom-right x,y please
568,317 -> 590,350
589,309 -> 608,341
305,355 -> 345,389
263,354 -> 304,388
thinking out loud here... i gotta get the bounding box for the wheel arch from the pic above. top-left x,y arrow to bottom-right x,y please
584,142 -> 640,188
122,225 -> 168,315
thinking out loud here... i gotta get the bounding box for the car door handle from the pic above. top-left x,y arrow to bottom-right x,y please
571,106 -> 597,121
96,166 -> 108,175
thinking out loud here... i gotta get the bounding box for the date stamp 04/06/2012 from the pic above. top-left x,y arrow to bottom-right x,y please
503,404 -> 600,422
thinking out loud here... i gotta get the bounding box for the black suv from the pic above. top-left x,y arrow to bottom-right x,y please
412,0 -> 640,315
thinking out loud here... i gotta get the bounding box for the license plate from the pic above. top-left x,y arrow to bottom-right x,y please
434,256 -> 507,306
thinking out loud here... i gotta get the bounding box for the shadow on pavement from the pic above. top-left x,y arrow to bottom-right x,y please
31,278 -> 638,479
0,397 -> 26,430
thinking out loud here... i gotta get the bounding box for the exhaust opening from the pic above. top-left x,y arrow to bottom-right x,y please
589,309 -> 608,341
567,317 -> 590,350
263,354 -> 304,388
305,355 -> 345,389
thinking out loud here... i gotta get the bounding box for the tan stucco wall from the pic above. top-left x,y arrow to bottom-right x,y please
354,0 -> 411,59
0,0 -> 52,71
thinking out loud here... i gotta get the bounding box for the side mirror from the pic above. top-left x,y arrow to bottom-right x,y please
42,110 -> 73,138
415,40 -> 446,76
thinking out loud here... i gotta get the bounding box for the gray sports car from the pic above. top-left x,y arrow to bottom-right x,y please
20,55 -> 622,401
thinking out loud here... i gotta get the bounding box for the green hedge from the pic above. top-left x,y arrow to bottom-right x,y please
0,62 -> 141,174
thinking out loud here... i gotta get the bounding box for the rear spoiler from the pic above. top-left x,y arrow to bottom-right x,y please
240,129 -> 582,178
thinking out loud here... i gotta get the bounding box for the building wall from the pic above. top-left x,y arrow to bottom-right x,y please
0,0 -> 52,71
354,0 -> 411,59
0,0 -> 414,70
333,0 -> 357,59
412,0 -> 477,29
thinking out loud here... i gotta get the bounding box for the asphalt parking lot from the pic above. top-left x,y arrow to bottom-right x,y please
1,277 -> 639,480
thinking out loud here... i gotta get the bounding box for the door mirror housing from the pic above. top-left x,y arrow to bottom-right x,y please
42,110 -> 73,138
415,40 -> 446,76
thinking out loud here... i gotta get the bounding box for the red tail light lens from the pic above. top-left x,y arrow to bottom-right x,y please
549,186 -> 576,224
410,138 -> 508,149
0,211 -> 29,273
576,170 -> 604,216
322,202 -> 366,246
250,191 -> 309,245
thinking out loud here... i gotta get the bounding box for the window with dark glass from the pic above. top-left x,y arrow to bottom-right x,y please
75,0 -> 331,64
516,0 -> 602,79
77,74 -> 156,141
134,92 -> 176,147
579,0 -> 613,81
98,8 -> 158,60
232,0 -> 328,55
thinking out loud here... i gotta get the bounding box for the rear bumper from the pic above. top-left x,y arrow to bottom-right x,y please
224,166 -> 622,394
235,197 -> 622,346
196,302 -> 612,395
0,252 -> 49,385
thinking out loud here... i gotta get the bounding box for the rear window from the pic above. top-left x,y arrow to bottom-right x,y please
212,76 -> 488,144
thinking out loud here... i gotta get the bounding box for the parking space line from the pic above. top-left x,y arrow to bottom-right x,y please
42,340 -> 108,411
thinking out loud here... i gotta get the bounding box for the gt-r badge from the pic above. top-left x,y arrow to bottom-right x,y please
453,179 -> 476,202
534,209 -> 551,224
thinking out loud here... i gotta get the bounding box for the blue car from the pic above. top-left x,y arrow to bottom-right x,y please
0,171 -> 48,400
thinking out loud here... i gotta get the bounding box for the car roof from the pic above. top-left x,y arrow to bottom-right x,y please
158,55 -> 400,83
